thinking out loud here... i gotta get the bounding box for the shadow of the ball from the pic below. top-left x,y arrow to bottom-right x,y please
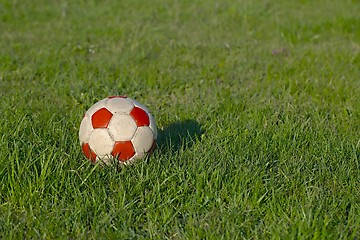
156,119 -> 204,153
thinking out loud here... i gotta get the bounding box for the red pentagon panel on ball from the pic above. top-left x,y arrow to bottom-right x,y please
91,108 -> 113,128
130,107 -> 150,127
108,95 -> 127,99
82,143 -> 97,162
112,141 -> 136,161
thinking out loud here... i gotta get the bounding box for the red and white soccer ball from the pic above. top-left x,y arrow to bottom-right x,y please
79,96 -> 157,165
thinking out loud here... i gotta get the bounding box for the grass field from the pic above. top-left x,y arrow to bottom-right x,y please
0,0 -> 359,239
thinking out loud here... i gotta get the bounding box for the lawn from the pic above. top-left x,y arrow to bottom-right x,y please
0,0 -> 359,239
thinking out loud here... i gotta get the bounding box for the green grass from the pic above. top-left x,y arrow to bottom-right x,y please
0,0 -> 359,239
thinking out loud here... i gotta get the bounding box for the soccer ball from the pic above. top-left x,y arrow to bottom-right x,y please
79,96 -> 157,165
